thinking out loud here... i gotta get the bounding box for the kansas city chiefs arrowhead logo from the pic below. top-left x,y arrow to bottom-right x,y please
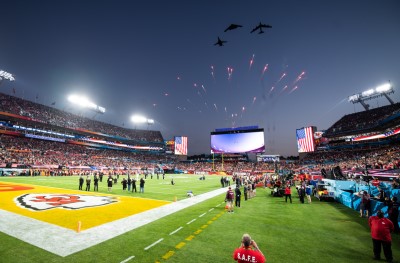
15,194 -> 118,211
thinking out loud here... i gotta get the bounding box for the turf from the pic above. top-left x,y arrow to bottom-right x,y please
0,174 -> 399,263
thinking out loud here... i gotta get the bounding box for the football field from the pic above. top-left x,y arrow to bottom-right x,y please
0,175 -> 399,263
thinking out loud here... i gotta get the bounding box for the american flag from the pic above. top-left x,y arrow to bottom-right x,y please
296,127 -> 315,153
175,136 -> 188,155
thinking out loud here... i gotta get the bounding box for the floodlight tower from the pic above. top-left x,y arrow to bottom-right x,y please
131,115 -> 154,129
67,94 -> 106,118
0,70 -> 15,86
348,82 -> 395,111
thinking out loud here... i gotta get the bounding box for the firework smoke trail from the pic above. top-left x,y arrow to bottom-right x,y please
293,71 -> 306,84
280,85 -> 288,93
227,67 -> 234,80
201,84 -> 207,94
252,96 -> 257,105
277,72 -> 287,83
210,65 -> 215,81
213,103 -> 218,111
289,86 -> 299,94
260,64 -> 269,79
241,106 -> 245,118
249,54 -> 255,71
224,106 -> 227,113
197,91 -> 202,98
269,86 -> 275,94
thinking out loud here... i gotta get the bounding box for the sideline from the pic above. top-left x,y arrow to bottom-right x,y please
0,186 -> 231,257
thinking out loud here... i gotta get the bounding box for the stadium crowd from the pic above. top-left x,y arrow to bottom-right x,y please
0,92 -> 163,143
324,102 -> 400,136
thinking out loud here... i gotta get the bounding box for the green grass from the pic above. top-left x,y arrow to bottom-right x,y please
0,175 -> 399,263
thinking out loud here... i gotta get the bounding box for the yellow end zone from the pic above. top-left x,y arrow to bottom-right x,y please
0,182 -> 170,231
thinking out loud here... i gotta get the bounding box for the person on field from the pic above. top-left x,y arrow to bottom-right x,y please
369,210 -> 394,262
131,177 -> 137,192
85,175 -> 91,191
93,174 -> 99,191
107,175 -> 113,192
233,233 -> 265,263
140,177 -> 145,193
78,175 -> 84,190
121,178 -> 127,191
235,185 -> 242,208
284,185 -> 292,203
359,190 -> 371,217
225,186 -> 234,213
305,185 -> 312,203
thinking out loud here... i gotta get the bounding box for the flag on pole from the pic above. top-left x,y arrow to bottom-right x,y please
174,136 -> 188,155
12,87 -> 16,94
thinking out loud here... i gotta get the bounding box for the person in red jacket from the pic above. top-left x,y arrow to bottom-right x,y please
233,233 -> 265,263
284,185 -> 292,203
368,210 -> 394,262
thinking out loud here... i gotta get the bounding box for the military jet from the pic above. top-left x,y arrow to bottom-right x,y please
224,24 -> 243,32
250,22 -> 272,34
214,37 -> 227,46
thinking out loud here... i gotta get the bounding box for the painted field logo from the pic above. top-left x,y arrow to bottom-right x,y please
15,194 -> 118,211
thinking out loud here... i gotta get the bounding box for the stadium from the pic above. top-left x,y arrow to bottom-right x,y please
0,76 -> 399,262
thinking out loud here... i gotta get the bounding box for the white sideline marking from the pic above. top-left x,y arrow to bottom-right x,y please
0,186 -> 230,257
186,218 -> 196,224
169,226 -> 183,235
144,238 -> 163,250
208,208 -> 214,212
120,255 -> 135,263
199,212 -> 206,217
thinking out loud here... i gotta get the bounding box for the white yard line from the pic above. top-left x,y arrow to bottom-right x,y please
0,186 -> 229,257
144,238 -> 163,250
120,255 -> 135,263
169,226 -> 183,235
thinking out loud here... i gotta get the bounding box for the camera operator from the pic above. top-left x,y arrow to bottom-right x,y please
233,233 -> 265,263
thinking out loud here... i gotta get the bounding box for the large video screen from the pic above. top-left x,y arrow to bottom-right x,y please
296,126 -> 316,153
211,128 -> 265,153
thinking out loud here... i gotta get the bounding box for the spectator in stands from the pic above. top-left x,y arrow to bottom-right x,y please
369,210 -> 394,262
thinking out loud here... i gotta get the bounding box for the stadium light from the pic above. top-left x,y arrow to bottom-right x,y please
361,89 -> 375,97
0,70 -> 15,81
131,115 -> 154,124
375,83 -> 391,93
67,94 -> 105,114
131,115 -> 147,123
348,82 -> 395,110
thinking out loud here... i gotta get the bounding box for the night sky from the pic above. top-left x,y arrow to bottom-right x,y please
1,0 -> 399,156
